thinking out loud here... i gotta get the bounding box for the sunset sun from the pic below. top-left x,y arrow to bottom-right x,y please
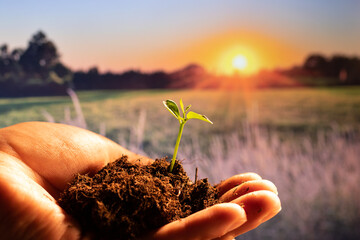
232,55 -> 248,71
215,44 -> 259,75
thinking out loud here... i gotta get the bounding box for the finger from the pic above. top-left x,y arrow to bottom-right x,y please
146,203 -> 247,240
222,190 -> 281,238
219,180 -> 278,202
0,122 -> 152,191
217,173 -> 262,196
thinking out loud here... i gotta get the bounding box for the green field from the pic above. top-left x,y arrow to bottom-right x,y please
1,87 -> 359,152
1,86 -> 359,162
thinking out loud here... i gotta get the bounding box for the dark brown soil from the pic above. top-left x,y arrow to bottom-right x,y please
58,156 -> 219,240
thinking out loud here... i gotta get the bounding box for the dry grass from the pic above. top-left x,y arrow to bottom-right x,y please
179,123 -> 360,240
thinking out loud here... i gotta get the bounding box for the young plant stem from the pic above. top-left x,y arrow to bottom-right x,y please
163,99 -> 212,173
169,121 -> 185,172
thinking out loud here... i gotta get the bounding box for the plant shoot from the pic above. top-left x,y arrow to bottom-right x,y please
163,99 -> 213,172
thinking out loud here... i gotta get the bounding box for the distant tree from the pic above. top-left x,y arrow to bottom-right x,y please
338,57 -> 360,85
327,55 -> 349,77
303,54 -> 328,73
0,44 -> 20,77
19,31 -> 59,79
0,45 -> 8,75
0,31 -> 75,97
51,62 -> 72,78
11,48 -> 24,61
0,44 -> 8,57
299,53 -> 360,85
88,67 -> 99,76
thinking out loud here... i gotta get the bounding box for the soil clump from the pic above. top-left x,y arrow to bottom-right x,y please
59,156 -> 219,240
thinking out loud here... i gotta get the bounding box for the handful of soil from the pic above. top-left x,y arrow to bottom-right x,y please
58,156 -> 219,240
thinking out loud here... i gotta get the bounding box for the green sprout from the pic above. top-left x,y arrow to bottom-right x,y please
163,99 -> 213,172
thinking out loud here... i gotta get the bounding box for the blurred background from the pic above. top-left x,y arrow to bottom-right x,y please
1,0 -> 360,239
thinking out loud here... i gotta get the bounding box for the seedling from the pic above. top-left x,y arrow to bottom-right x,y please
163,99 -> 213,172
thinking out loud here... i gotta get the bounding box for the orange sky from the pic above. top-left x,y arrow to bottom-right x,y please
2,1 -> 358,74
97,31 -> 304,75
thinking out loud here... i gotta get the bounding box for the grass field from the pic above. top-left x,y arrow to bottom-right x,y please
1,87 -> 360,239
1,87 -> 360,152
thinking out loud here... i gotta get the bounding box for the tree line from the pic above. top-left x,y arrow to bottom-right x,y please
0,31 -> 180,97
0,31 -> 73,97
281,54 -> 360,86
1,31 -> 360,97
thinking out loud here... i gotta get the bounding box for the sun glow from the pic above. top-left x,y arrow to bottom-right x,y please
216,45 -> 259,75
138,31 -> 302,76
232,55 -> 248,71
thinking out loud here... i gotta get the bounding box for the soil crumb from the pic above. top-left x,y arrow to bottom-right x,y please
58,156 -> 219,240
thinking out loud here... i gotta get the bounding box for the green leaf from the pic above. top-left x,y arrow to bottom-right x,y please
163,100 -> 180,119
180,99 -> 185,115
187,111 -> 213,124
185,105 -> 191,112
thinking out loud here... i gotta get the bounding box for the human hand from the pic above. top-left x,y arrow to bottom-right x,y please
147,171 -> 281,240
0,122 -> 280,240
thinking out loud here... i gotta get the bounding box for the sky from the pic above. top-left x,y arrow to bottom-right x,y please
1,0 -> 359,74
